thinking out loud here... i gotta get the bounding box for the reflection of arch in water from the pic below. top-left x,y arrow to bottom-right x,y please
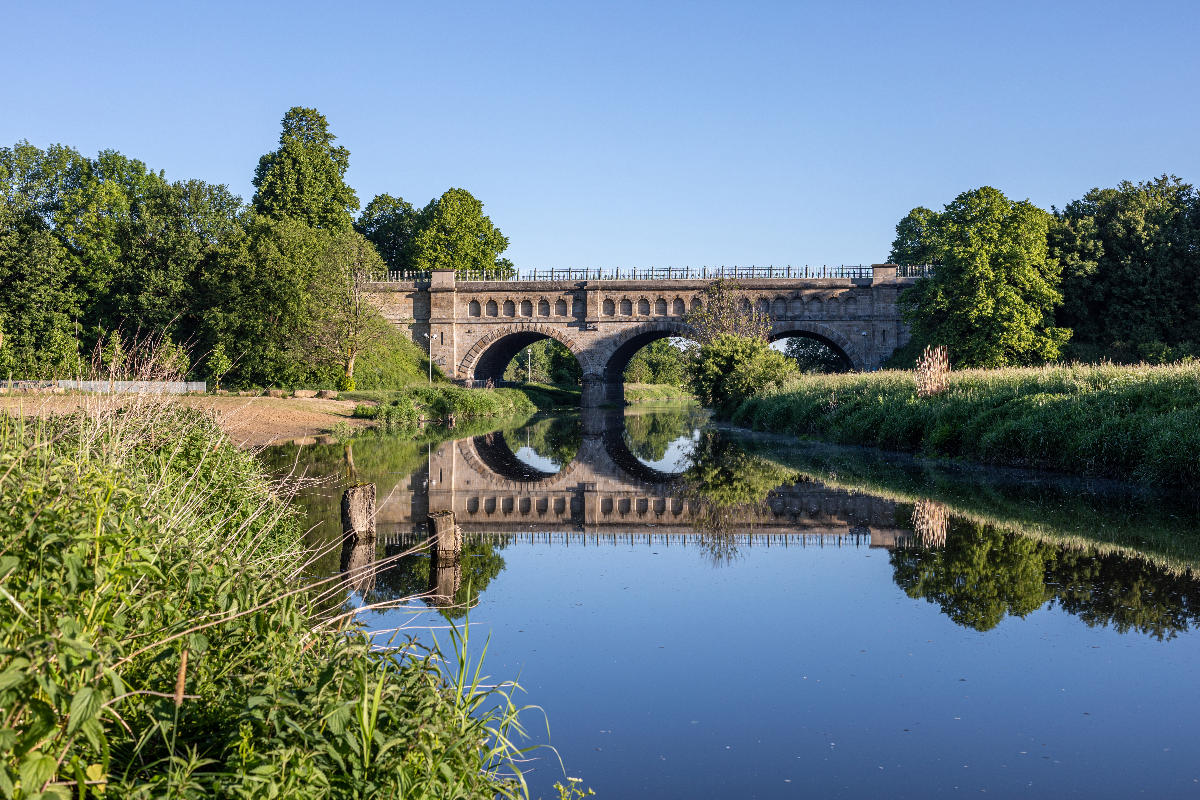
470,431 -> 561,483
458,413 -> 684,488
602,424 -> 685,485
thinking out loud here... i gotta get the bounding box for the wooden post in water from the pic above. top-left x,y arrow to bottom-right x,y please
340,483 -> 377,595
428,509 -> 461,563
427,510 -> 462,607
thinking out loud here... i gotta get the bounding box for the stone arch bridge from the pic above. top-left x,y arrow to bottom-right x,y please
365,265 -> 919,405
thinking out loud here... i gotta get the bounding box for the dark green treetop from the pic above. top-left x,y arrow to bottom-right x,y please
357,193 -> 420,272
888,205 -> 942,266
252,107 -> 359,230
897,186 -> 1070,367
410,188 -> 511,277
1049,175 -> 1200,357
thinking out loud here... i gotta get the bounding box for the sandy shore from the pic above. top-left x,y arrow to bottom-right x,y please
0,393 -> 375,448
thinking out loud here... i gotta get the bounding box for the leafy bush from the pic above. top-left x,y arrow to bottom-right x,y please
0,401 -> 538,797
687,334 -> 797,411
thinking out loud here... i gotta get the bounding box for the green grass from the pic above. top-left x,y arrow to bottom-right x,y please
0,398 -> 539,797
350,384 -> 540,432
729,362 -> 1200,486
351,326 -> 446,389
623,383 -> 697,404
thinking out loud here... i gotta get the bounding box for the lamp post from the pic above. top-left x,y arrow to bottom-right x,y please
422,332 -> 432,384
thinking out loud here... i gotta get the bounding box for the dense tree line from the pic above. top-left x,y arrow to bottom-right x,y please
0,107 -> 514,387
891,178 -> 1200,367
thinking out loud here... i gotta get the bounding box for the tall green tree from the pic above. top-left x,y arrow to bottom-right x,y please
888,206 -> 942,266
0,201 -> 82,378
1049,176 -> 1200,360
410,188 -> 512,276
897,187 -> 1070,367
357,193 -> 420,272
252,107 -> 359,230
309,228 -> 390,388
200,214 -> 334,387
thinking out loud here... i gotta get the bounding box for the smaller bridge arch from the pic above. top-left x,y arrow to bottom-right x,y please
598,319 -> 696,403
459,323 -> 586,385
769,321 -> 865,371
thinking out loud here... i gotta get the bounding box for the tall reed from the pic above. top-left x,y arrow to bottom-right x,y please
0,343 -> 544,798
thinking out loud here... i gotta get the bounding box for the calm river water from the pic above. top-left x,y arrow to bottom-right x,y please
270,407 -> 1200,799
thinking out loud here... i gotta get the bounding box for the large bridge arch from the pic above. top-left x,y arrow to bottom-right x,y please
769,321 -> 866,371
459,324 -> 586,385
596,319 -> 695,403
367,265 -> 917,405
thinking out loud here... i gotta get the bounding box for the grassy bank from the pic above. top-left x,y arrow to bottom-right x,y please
0,398 -> 535,797
729,362 -> 1200,485
623,383 -> 697,404
349,384 -> 541,430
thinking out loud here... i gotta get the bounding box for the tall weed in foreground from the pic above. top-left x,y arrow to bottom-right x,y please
0,347 -> 542,798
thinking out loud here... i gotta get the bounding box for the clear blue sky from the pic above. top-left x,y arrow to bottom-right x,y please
4,0 -> 1198,268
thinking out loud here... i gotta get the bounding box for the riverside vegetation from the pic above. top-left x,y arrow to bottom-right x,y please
0,390 -> 552,797
725,362 -> 1200,486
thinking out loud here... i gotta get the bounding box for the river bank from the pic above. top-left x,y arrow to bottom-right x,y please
729,362 -> 1200,486
0,395 -> 539,797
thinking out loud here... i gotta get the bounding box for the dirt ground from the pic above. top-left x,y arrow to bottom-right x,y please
0,393 -> 375,448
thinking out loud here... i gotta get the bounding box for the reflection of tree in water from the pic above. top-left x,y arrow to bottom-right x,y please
513,416 -> 581,468
682,431 -> 799,513
892,515 -> 1200,638
676,432 -> 801,566
891,522 -> 1051,632
622,407 -> 705,463
365,539 -> 510,620
694,533 -> 742,567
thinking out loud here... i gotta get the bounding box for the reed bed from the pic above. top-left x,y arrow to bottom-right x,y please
730,362 -> 1200,485
0,360 -> 541,796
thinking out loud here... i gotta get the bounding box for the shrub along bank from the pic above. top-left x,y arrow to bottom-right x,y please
0,401 -> 534,797
350,384 -> 541,431
728,362 -> 1200,486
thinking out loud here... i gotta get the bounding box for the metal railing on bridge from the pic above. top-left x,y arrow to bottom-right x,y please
377,264 -> 936,283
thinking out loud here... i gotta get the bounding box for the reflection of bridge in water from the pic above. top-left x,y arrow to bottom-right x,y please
374,409 -> 917,550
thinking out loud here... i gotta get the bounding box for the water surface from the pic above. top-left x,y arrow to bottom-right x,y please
270,407 -> 1200,799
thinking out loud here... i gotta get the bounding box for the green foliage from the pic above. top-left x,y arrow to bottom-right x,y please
503,339 -> 581,385
623,406 -> 705,461
411,188 -> 512,277
897,187 -> 1070,367
892,522 -> 1052,631
686,334 -> 797,410
730,362 -> 1200,486
0,405 -> 534,797
622,383 -> 698,404
252,107 -> 359,230
206,342 -> 232,388
782,336 -> 849,373
680,431 -> 799,510
624,338 -> 688,385
357,193 -> 420,272
1050,175 -> 1200,359
888,206 -> 942,266
683,279 -> 771,344
352,385 -> 539,433
352,325 -> 440,389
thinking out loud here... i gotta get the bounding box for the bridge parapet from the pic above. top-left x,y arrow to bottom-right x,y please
364,264 -> 924,403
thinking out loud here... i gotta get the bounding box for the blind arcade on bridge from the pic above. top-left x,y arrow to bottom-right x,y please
365,264 -> 921,405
